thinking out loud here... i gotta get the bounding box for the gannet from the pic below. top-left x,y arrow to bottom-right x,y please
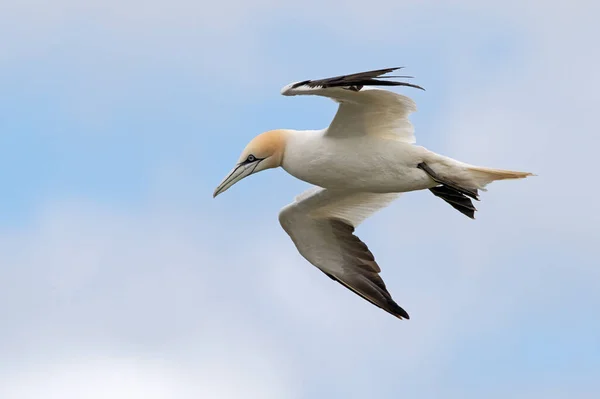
213,67 -> 533,320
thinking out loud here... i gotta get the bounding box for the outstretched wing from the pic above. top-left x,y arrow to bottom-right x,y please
280,67 -> 424,143
278,187 -> 409,320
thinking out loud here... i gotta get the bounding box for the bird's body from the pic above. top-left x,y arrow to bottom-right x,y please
214,67 -> 534,320
282,129 -> 436,193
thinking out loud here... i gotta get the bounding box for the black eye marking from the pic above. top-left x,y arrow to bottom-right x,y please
239,154 -> 263,167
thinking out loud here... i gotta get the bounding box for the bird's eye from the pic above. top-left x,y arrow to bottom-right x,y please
247,154 -> 256,162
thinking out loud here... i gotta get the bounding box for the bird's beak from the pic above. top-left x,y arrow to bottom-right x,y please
213,161 -> 259,198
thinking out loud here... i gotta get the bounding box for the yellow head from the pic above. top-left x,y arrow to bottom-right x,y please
213,130 -> 288,197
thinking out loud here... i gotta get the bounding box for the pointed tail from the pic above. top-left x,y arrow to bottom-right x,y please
419,158 -> 534,218
465,166 -> 534,190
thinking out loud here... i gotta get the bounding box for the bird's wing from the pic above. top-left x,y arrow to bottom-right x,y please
278,187 -> 409,319
280,67 -> 424,143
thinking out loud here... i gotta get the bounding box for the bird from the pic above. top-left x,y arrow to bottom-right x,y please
213,67 -> 533,320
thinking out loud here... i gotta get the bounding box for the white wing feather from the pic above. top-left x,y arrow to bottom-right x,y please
281,84 -> 417,143
278,187 -> 409,319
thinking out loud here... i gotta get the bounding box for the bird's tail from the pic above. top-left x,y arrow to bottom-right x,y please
464,165 -> 534,190
418,157 -> 535,219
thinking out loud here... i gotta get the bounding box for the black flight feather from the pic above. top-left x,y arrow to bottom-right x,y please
291,67 -> 425,92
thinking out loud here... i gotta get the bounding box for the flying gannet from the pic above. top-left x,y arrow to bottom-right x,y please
213,67 -> 533,320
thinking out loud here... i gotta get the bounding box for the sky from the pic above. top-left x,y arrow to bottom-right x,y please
0,1 -> 599,398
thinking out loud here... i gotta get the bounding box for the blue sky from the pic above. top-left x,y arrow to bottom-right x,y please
1,1 -> 599,398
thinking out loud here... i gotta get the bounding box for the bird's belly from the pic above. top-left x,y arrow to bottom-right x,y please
298,164 -> 432,192
283,140 -> 436,193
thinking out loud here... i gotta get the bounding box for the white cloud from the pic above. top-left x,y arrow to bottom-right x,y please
2,189 -> 596,397
0,353 -> 293,399
5,0 -> 595,84
0,193 -> 535,396
0,200 -> 301,398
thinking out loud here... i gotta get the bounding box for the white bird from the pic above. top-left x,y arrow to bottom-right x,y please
213,67 -> 533,320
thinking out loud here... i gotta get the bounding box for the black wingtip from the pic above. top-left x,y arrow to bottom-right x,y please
296,67 -> 424,92
376,67 -> 425,91
389,301 -> 410,320
379,67 -> 403,72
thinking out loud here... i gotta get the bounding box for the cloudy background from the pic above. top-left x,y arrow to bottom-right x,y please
1,1 -> 598,398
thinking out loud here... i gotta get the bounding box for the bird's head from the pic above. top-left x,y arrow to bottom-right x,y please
213,129 -> 287,197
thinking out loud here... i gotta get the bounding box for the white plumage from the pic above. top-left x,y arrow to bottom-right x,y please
282,85 -> 417,142
214,67 -> 533,319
